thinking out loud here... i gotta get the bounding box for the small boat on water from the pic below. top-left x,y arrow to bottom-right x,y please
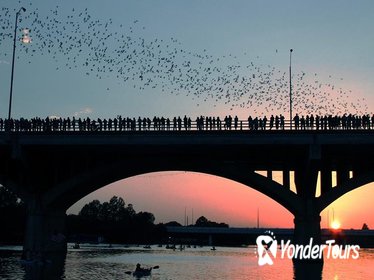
126,265 -> 159,278
132,268 -> 152,278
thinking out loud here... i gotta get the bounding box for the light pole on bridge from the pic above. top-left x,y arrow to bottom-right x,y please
289,49 -> 293,130
8,7 -> 26,120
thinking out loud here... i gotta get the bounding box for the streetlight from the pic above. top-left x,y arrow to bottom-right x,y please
289,49 -> 293,130
8,7 -> 26,121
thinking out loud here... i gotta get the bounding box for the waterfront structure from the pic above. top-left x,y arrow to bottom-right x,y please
0,129 -> 373,258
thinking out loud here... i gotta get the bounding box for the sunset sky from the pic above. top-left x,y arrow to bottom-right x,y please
1,0 -> 374,229
67,172 -> 374,229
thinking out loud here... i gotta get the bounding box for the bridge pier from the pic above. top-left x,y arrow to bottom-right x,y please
293,211 -> 322,246
23,196 -> 67,259
292,207 -> 323,278
292,164 -> 323,263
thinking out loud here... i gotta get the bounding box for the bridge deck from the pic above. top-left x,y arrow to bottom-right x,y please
1,130 -> 374,146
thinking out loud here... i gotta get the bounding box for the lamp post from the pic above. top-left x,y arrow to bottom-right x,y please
289,49 -> 293,130
8,7 -> 26,120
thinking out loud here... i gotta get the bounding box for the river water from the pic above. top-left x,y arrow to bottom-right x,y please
0,244 -> 373,280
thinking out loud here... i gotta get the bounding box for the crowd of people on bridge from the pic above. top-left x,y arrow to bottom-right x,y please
292,114 -> 373,130
0,113 -> 373,132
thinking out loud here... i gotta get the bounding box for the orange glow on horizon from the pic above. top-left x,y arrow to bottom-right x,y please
331,220 -> 341,230
67,172 -> 374,229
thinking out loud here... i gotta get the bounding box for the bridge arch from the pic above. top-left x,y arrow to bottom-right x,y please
44,158 -> 302,216
317,170 -> 374,213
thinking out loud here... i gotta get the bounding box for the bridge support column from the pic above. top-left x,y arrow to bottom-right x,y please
293,209 -> 323,279
282,170 -> 290,189
293,164 -> 323,263
293,211 -> 321,246
23,197 -> 67,259
337,168 -> 350,187
320,168 -> 332,195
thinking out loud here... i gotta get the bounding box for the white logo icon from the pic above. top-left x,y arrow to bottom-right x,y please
256,231 -> 277,266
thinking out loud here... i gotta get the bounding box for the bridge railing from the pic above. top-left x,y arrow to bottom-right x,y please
0,116 -> 373,133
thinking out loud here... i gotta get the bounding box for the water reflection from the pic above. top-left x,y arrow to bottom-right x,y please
0,250 -> 25,279
1,245 -> 373,279
22,253 -> 66,280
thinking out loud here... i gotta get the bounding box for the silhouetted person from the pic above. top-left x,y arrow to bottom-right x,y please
294,114 -> 300,130
269,115 -> 274,130
275,115 -> 280,130
263,116 -> 267,130
280,114 -> 285,129
217,117 -> 222,130
234,115 -> 238,130
177,117 -> 182,130
300,116 -> 306,130
135,263 -> 146,273
310,114 -> 314,129
248,116 -> 253,130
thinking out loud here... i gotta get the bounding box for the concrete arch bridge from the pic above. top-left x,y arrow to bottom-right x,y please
0,129 -> 373,256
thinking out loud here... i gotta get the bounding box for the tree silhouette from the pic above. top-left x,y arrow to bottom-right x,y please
195,216 -> 209,226
79,199 -> 101,220
362,223 -> 369,230
0,186 -> 25,242
72,196 -> 161,243
195,216 -> 229,228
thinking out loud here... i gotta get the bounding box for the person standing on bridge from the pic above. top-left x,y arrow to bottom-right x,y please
280,114 -> 285,129
248,116 -> 253,130
217,117 -> 222,130
234,116 -> 239,130
269,115 -> 274,130
262,116 -> 267,130
275,115 -> 279,129
294,114 -> 300,130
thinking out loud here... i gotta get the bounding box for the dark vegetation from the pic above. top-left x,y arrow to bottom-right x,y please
2,186 -> 374,247
67,196 -> 165,244
362,223 -> 369,230
194,216 -> 228,228
0,186 -> 228,245
67,197 -> 229,244
0,186 -> 26,243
